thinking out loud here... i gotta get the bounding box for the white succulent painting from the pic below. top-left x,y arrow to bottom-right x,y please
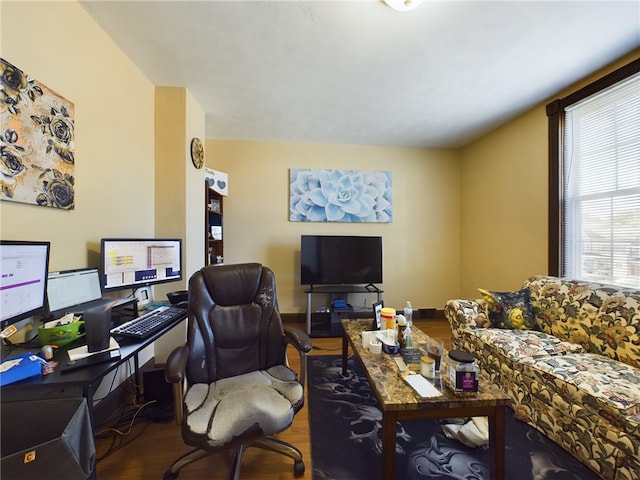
289,169 -> 392,223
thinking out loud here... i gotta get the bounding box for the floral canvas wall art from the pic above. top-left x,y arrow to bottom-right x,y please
0,58 -> 75,209
290,169 -> 392,222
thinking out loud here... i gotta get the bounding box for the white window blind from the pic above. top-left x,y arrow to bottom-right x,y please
563,72 -> 640,288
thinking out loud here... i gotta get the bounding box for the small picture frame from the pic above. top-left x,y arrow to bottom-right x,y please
209,199 -> 221,214
372,301 -> 384,330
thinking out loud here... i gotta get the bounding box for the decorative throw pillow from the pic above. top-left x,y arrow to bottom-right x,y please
478,288 -> 538,330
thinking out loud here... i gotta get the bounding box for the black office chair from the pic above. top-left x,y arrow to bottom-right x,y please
163,263 -> 312,480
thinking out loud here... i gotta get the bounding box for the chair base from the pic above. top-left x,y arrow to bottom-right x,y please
163,436 -> 305,480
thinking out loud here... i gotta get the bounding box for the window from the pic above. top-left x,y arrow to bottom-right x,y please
547,58 -> 640,288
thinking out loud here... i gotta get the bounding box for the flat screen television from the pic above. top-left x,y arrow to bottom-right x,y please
300,235 -> 382,286
0,240 -> 51,331
100,238 -> 182,292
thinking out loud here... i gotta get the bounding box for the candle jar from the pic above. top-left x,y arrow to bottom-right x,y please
420,355 -> 435,379
446,350 -> 479,393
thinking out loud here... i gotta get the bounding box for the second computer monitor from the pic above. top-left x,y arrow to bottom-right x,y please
100,238 -> 183,292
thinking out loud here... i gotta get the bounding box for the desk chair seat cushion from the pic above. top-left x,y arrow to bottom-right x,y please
184,365 -> 303,448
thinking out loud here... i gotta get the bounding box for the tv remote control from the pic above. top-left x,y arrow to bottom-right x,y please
60,350 -> 121,373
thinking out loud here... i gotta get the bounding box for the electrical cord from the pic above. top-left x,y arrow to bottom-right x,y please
0,338 -> 15,360
95,398 -> 159,461
1,332 -> 42,360
96,399 -> 157,438
95,360 -> 174,461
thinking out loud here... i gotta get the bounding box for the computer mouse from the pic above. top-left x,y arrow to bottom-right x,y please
40,345 -> 54,360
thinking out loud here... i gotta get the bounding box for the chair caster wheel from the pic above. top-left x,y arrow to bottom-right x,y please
163,471 -> 178,480
293,460 -> 305,476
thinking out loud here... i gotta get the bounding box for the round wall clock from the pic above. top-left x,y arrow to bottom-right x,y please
190,137 -> 204,169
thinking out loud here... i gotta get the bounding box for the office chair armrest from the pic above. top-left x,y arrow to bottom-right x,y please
284,328 -> 311,389
165,344 -> 189,384
283,327 -> 312,354
165,345 -> 189,425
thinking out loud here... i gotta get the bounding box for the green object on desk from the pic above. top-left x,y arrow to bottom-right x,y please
38,320 -> 84,347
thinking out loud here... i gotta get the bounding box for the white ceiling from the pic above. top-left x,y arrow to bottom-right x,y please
80,0 -> 640,148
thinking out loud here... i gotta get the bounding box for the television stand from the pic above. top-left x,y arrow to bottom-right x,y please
364,283 -> 382,292
304,285 -> 383,337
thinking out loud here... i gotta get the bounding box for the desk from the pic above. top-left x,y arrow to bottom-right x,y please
341,319 -> 509,480
1,310 -> 187,429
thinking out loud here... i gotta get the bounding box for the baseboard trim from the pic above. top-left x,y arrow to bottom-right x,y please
281,308 -> 444,326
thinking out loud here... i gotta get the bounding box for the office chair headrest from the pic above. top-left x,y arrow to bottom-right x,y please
200,262 -> 266,306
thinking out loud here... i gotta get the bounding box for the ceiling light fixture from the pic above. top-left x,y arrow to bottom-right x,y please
383,0 -> 424,12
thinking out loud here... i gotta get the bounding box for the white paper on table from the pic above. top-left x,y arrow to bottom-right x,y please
402,372 -> 442,398
67,337 -> 120,361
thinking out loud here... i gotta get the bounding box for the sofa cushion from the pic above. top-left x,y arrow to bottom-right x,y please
589,291 -> 640,370
525,276 -> 640,369
525,276 -> 604,349
473,328 -> 584,362
526,353 -> 640,419
478,288 -> 538,330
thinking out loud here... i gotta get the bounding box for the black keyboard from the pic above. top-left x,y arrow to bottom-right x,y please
111,305 -> 186,340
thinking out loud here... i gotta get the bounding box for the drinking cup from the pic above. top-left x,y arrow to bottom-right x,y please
426,338 -> 444,372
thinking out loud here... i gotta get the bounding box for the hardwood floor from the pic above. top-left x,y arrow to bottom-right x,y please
95,319 -> 451,480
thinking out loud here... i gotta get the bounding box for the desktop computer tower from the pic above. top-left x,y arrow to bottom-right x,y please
143,368 -> 173,408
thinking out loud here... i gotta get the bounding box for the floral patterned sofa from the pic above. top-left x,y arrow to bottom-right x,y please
444,275 -> 640,480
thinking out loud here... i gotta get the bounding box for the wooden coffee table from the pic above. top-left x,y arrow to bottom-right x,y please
342,319 -> 509,480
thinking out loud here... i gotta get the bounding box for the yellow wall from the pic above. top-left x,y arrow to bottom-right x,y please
1,1 -> 156,270
459,105 -> 548,297
153,87 -> 206,361
153,86 -> 205,287
206,140 -> 461,313
458,49 -> 640,299
208,49 -> 640,310
2,1 -> 638,320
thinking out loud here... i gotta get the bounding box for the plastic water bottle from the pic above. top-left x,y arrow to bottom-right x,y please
404,301 -> 413,327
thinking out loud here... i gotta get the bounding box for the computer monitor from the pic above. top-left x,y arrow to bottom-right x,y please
46,268 -> 103,316
0,240 -> 51,331
100,238 -> 182,292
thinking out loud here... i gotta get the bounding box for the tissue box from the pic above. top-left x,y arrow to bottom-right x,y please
361,330 -> 377,349
0,353 -> 44,386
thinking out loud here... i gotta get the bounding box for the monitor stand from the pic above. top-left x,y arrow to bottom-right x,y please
134,286 -> 152,310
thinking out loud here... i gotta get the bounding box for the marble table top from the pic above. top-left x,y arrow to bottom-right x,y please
342,319 -> 510,412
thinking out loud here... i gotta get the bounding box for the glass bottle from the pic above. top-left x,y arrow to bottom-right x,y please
404,301 -> 413,327
403,323 -> 414,349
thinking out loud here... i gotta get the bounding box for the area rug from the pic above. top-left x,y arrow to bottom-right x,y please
308,355 -> 600,480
